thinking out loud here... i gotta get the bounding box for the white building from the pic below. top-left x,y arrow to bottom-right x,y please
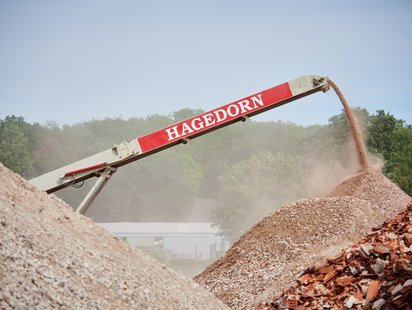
98,222 -> 227,260
98,199 -> 229,260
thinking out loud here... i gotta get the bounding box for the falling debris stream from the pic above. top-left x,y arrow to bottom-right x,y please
327,79 -> 369,171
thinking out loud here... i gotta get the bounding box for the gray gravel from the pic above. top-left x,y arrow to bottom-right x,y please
194,170 -> 411,309
0,163 -> 228,310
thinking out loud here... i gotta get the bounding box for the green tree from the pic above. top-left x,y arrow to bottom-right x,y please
367,110 -> 412,195
367,110 -> 404,159
0,116 -> 33,177
171,108 -> 204,122
389,127 -> 412,195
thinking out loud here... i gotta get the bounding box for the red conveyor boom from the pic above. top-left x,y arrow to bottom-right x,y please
30,75 -> 329,213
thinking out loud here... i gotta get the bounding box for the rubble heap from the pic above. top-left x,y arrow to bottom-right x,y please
194,170 -> 411,309
0,163 -> 228,310
258,201 -> 412,310
328,169 -> 410,216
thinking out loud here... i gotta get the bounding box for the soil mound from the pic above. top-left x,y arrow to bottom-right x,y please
0,163 -> 227,309
194,170 -> 411,309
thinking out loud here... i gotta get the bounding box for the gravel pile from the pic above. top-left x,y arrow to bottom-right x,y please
258,201 -> 412,310
0,163 -> 228,309
194,170 -> 411,309
328,169 -> 411,216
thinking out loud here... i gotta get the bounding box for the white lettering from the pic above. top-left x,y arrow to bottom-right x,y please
191,117 -> 205,131
237,99 -> 253,113
250,94 -> 264,108
214,109 -> 227,123
181,122 -> 194,136
202,113 -> 216,127
227,104 -> 240,117
165,126 -> 181,141
164,94 -> 264,141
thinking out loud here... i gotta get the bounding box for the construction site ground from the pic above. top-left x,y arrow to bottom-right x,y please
0,163 -> 227,309
1,163 -> 411,309
194,169 -> 411,309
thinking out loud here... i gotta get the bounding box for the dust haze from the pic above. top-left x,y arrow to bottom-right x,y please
216,124 -> 375,242
52,93 -> 377,248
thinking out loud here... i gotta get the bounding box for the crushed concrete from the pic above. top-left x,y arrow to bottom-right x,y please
0,163 -> 228,309
327,169 -> 411,216
1,152 -> 410,309
194,170 -> 411,309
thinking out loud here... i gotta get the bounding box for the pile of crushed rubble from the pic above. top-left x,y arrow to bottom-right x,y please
194,170 -> 411,309
258,201 -> 412,309
327,169 -> 410,216
0,163 -> 228,309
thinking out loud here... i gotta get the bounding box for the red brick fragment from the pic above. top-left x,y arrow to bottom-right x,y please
335,265 -> 344,272
286,298 -> 298,309
354,290 -> 363,301
335,276 -> 355,286
387,240 -> 398,249
401,285 -> 412,294
315,274 -> 324,281
400,254 -> 412,261
359,273 -> 379,278
318,265 -> 334,275
372,244 -> 391,255
366,280 -> 380,301
323,270 -> 336,283
298,274 -> 313,285
390,249 -> 397,261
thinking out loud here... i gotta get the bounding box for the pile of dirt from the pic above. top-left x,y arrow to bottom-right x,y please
258,201 -> 412,309
0,163 -> 228,309
194,170 -> 411,309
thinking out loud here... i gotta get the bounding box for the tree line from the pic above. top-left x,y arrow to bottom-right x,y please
0,108 -> 411,241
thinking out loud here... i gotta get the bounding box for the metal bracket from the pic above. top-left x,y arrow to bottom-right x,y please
112,140 -> 141,159
240,116 -> 248,122
76,167 -> 117,214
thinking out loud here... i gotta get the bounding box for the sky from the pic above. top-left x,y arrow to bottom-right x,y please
0,0 -> 411,127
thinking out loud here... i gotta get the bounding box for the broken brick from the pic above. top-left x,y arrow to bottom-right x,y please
354,290 -> 363,301
335,276 -> 355,286
366,280 -> 380,301
256,202 -> 412,310
372,244 -> 391,255
323,270 -> 336,283
318,265 -> 334,275
286,298 -> 298,309
298,274 -> 313,285
315,274 -> 324,281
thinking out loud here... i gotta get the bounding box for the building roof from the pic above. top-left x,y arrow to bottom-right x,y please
98,222 -> 219,235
